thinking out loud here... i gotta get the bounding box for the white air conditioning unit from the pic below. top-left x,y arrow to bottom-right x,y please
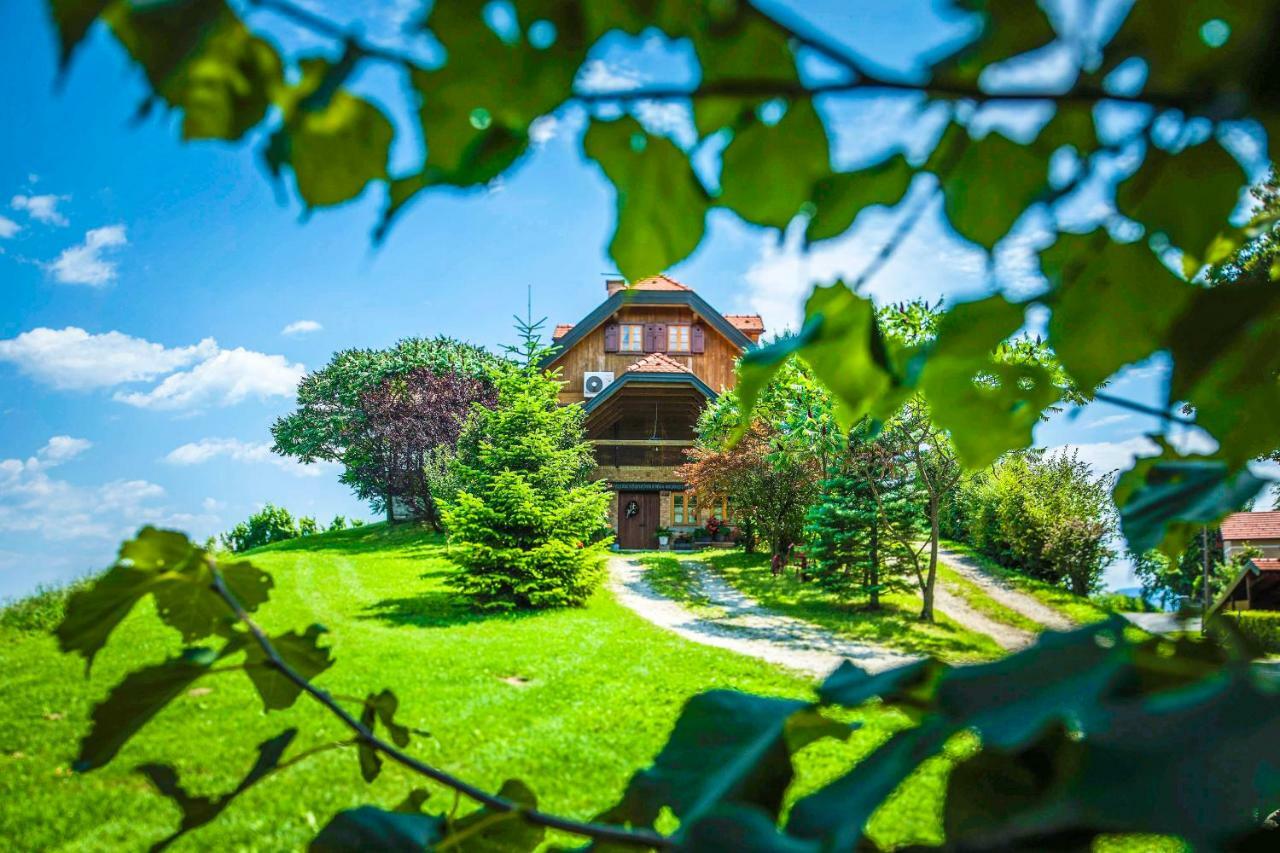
583,371 -> 615,398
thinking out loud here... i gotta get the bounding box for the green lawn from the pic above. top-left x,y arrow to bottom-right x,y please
680,551 -> 1009,663
0,523 -> 962,851
939,540 -> 1115,625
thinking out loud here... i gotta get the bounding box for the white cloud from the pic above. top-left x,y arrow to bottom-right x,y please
282,319 -> 323,336
165,437 -> 332,477
0,438 -> 168,541
0,216 -> 19,238
12,193 -> 68,226
46,224 -> 127,285
529,115 -> 560,146
37,435 -> 92,465
1083,413 -> 1133,430
576,59 -> 643,93
0,327 -> 217,389
1050,429 -> 1220,478
114,347 -> 304,410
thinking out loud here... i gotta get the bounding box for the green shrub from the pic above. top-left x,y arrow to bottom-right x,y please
1092,593 -> 1155,613
298,515 -> 320,536
221,503 -> 300,552
1220,611 -> 1280,653
0,578 -> 92,633
329,515 -> 348,531
443,327 -> 611,611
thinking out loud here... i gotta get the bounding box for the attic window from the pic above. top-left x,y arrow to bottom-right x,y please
619,324 -> 643,352
667,325 -> 691,352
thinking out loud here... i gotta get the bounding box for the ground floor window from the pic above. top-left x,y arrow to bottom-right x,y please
671,492 -> 731,525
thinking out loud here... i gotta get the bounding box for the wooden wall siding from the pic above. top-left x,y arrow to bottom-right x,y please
553,306 -> 742,404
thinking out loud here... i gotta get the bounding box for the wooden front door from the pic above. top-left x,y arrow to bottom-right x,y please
617,491 -> 659,549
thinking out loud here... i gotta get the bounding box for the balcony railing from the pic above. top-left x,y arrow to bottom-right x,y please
589,439 -> 693,468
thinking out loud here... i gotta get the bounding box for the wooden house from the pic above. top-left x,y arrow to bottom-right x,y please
1211,512 -> 1280,614
545,275 -> 763,549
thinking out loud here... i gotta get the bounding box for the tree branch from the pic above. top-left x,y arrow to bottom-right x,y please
208,566 -> 669,850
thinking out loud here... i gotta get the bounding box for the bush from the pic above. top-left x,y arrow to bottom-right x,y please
329,515 -> 348,531
298,516 -> 320,536
1091,592 -> 1156,613
1220,611 -> 1280,653
221,504 -> 300,552
0,578 -> 92,632
443,331 -> 611,611
951,450 -> 1115,595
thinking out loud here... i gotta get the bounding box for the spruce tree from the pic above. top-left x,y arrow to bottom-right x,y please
442,312 -> 612,610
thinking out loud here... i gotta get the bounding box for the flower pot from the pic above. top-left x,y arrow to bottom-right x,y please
658,535 -> 670,549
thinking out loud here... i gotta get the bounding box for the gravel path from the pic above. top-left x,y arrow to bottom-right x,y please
935,545 -> 1075,632
931,581 -> 1035,651
608,557 -> 918,677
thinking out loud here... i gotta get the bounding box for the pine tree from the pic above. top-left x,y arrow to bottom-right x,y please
442,312 -> 612,610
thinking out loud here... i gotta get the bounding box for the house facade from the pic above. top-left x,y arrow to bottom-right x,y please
545,275 -> 763,549
1210,512 -> 1280,614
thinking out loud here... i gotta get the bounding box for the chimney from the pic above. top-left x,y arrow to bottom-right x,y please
605,278 -> 627,297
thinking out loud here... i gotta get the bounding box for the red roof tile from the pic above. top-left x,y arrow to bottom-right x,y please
626,352 -> 691,375
1221,512 -> 1280,541
724,314 -> 765,333
552,323 -> 574,339
628,275 -> 691,292
1254,559 -> 1280,572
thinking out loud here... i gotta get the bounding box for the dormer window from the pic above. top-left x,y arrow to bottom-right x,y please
618,323 -> 644,352
667,324 -> 691,352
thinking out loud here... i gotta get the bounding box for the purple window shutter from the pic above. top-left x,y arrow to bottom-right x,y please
652,323 -> 668,352
643,324 -> 656,353
604,323 -> 619,352
690,324 -> 705,354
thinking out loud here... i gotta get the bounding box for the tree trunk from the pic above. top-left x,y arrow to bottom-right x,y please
385,488 -> 395,524
869,513 -> 881,610
920,501 -> 939,622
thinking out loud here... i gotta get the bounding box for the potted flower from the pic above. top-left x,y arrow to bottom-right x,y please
655,526 -> 671,549
706,516 -> 723,542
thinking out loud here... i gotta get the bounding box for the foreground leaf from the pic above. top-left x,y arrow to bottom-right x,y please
310,806 -> 444,852
601,691 -> 817,829
584,117 -> 710,281
441,779 -> 544,851
919,295 -> 1060,468
77,646 -> 222,771
930,124 -> 1049,249
719,99 -> 831,230
1113,439 -> 1271,558
1040,231 -> 1196,390
806,153 -> 915,245
139,729 -> 297,851
244,624 -> 333,711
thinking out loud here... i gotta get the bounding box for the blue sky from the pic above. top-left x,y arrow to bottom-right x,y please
0,0 -> 1273,598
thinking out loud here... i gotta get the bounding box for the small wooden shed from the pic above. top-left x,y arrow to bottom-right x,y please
1210,558 -> 1280,615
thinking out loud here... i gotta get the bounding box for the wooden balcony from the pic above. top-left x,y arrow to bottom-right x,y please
589,439 -> 692,482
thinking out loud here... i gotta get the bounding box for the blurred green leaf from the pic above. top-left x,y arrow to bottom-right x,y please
818,658 -> 947,708
601,691 -> 818,829
1167,268 -> 1280,467
1114,438 -> 1271,558
442,779 -> 544,851
76,646 -> 224,771
930,124 -> 1048,249
719,99 -> 831,230
1041,231 -> 1195,390
244,625 -> 333,712
932,0 -> 1057,82
806,153 -> 915,244
683,804 -> 820,852
105,0 -> 281,141
919,295 -> 1060,468
47,0 -> 112,69
274,91 -> 394,209
310,806 -> 444,852
584,116 -> 710,281
138,729 -> 297,851
1116,140 -> 1246,261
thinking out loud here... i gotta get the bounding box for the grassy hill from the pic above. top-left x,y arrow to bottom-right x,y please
0,523 -> 967,851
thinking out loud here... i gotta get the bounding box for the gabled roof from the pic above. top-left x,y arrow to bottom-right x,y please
544,289 -> 755,367
552,323 -> 575,340
1209,557 -> 1280,616
1254,559 -> 1280,572
581,370 -> 717,415
724,314 -> 765,333
626,352 -> 689,374
1221,512 -> 1280,541
629,275 -> 691,291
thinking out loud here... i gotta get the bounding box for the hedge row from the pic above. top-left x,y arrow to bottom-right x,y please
1220,611 -> 1280,654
